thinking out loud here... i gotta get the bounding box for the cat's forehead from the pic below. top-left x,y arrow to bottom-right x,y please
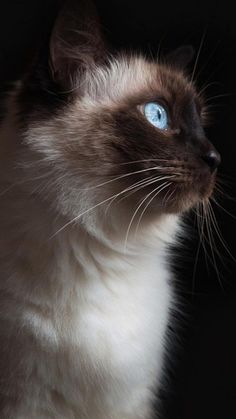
80,55 -> 195,107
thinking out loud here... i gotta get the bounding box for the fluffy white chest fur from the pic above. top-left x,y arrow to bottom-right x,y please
0,164 -> 178,418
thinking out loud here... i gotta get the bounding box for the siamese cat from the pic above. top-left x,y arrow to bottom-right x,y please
0,0 -> 220,418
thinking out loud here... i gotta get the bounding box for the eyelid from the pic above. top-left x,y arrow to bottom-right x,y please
141,98 -> 169,111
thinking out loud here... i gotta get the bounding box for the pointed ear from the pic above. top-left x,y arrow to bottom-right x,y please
165,45 -> 195,70
49,0 -> 106,88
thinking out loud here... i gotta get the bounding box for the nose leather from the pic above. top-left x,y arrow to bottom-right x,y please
202,149 -> 221,172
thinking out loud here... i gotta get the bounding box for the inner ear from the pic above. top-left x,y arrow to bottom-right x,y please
165,45 -> 195,70
49,0 -> 107,88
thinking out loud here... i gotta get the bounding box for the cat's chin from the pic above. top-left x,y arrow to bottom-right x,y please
161,176 -> 216,214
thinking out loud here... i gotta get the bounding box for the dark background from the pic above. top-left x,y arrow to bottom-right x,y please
1,1 -> 236,418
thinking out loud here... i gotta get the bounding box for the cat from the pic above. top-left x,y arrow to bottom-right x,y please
0,0 -> 221,418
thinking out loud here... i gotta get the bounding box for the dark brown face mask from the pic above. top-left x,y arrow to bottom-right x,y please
17,0 -> 220,221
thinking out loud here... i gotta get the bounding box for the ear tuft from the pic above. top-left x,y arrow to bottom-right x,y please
165,45 -> 195,70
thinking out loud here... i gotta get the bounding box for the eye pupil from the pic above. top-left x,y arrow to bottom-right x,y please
144,102 -> 168,130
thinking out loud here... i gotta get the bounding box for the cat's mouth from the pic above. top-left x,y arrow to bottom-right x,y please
121,165 -> 218,215
103,154 -> 220,218
155,166 -> 217,213
165,172 -> 216,213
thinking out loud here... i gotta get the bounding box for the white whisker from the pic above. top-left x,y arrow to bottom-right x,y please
118,158 -> 178,166
123,181 -> 171,252
191,28 -> 207,83
208,200 -> 236,263
192,202 -> 205,296
114,175 -> 176,206
83,165 -> 179,190
134,182 -> 172,238
105,175 -> 156,215
50,193 -> 123,239
203,201 -> 225,292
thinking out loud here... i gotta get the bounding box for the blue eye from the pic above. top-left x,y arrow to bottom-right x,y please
144,102 -> 168,130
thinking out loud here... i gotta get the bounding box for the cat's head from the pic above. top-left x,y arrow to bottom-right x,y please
17,0 -> 220,232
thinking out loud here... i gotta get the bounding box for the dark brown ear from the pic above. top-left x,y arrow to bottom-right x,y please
165,45 -> 195,70
49,0 -> 106,88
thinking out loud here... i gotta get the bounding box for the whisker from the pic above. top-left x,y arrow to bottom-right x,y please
197,81 -> 221,98
28,172 -> 69,197
162,185 -> 176,207
208,200 -> 236,263
194,202 -> 229,275
194,39 -> 221,82
83,166 -> 179,190
192,203 -> 204,296
118,159 -> 179,166
204,201 -> 225,292
191,202 -> 215,294
199,203 -> 211,265
50,192 -> 128,239
134,182 -> 172,237
191,28 -> 207,83
211,197 -> 236,220
104,175 -> 156,215
114,175 -> 176,207
217,175 -> 236,187
204,93 -> 235,104
0,183 -> 20,197
124,181 -> 171,251
0,172 -> 54,197
214,182 -> 236,203
50,176 -> 175,239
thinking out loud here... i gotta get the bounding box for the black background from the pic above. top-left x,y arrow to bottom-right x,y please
1,1 -> 236,418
